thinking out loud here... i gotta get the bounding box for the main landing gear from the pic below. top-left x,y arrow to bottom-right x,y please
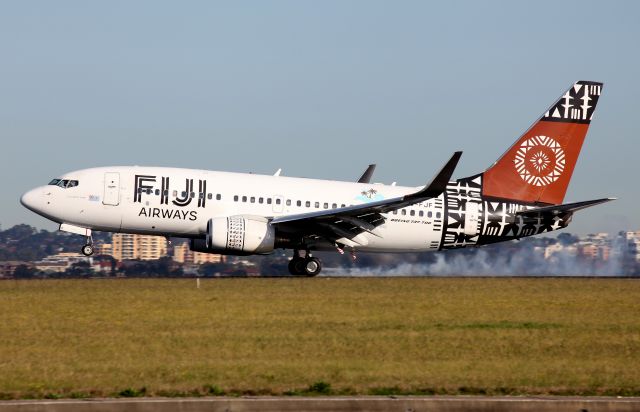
81,235 -> 94,256
288,249 -> 322,277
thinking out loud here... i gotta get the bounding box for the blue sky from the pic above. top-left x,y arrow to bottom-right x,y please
1,1 -> 638,234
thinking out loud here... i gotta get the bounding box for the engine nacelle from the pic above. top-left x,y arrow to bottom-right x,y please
191,216 -> 275,255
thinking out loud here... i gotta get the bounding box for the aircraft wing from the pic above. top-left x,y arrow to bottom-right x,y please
516,198 -> 616,217
271,152 -> 462,246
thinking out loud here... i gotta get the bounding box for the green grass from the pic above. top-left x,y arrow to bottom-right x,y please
0,278 -> 639,398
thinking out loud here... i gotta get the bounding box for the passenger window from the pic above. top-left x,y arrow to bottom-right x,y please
419,211 -> 424,217
323,203 -> 328,209
332,203 -> 337,208
137,188 -> 143,194
242,196 -> 247,202
146,188 -> 152,195
428,211 -> 433,218
315,202 -> 319,208
401,209 -> 406,216
207,193 -> 213,200
286,199 -> 291,206
234,195 -> 239,202
297,200 -> 301,207
436,212 -> 441,218
216,194 -> 222,200
267,198 -> 272,205
276,198 -> 281,205
393,210 -> 397,215
173,190 -> 177,197
341,204 -> 346,208
250,196 -> 255,203
410,210 -> 415,216
199,193 -> 204,199
259,197 -> 264,204
305,201 -> 310,207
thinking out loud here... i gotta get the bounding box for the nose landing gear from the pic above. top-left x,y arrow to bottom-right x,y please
81,236 -> 94,256
288,249 -> 322,277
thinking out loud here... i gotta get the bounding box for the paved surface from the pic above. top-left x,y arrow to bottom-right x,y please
2,396 -> 640,412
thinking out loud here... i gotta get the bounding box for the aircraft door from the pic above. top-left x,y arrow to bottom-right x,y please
464,201 -> 480,236
103,172 -> 120,206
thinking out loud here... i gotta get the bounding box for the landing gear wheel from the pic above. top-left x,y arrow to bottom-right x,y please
288,258 -> 303,276
302,257 -> 322,277
81,244 -> 94,256
288,250 -> 323,277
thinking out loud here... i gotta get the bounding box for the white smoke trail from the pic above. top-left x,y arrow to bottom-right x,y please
322,237 -> 627,277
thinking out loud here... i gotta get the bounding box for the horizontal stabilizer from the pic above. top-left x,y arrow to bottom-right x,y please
516,198 -> 616,216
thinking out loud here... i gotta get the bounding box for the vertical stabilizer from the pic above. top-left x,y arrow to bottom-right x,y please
482,81 -> 603,205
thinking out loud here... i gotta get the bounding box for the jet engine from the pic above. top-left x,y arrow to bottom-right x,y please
190,216 -> 275,255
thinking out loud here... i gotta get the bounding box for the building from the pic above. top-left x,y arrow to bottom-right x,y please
35,252 -> 91,273
95,242 -> 113,256
111,234 -> 168,261
0,261 -> 32,278
624,231 -> 640,263
577,233 -> 611,261
544,243 -> 577,260
173,241 -> 223,265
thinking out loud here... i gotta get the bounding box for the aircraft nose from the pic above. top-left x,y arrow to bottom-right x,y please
20,188 -> 41,212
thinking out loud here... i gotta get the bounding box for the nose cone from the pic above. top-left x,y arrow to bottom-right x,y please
20,188 -> 41,212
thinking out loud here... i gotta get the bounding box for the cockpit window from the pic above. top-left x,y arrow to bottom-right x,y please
48,179 -> 79,188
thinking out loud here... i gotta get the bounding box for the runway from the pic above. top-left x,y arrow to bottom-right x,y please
1,396 -> 640,412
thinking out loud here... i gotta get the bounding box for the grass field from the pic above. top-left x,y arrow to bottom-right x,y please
0,277 -> 639,399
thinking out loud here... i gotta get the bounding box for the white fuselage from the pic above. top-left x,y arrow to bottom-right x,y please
21,166 -> 448,252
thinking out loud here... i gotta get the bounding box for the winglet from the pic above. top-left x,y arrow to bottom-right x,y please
357,164 -> 376,183
406,151 -> 462,200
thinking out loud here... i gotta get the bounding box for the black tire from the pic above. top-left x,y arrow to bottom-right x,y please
302,257 -> 322,277
81,244 -> 94,256
288,258 -> 303,276
294,258 -> 307,275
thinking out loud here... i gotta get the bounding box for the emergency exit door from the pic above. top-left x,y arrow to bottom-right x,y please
103,172 -> 120,206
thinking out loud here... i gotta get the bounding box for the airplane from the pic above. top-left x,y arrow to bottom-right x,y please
21,80 -> 614,276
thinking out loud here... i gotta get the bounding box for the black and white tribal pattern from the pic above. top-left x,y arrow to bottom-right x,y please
438,174 -> 572,249
542,81 -> 602,124
440,174 -> 483,249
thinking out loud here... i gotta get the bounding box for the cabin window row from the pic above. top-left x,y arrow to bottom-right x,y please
233,195 -> 275,205
138,188 -> 222,200
232,196 -> 347,209
391,209 -> 441,218
137,188 -> 441,218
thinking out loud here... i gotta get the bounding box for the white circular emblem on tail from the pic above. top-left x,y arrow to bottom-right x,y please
514,135 -> 565,186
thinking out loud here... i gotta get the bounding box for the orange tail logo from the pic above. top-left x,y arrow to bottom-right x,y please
482,81 -> 603,205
